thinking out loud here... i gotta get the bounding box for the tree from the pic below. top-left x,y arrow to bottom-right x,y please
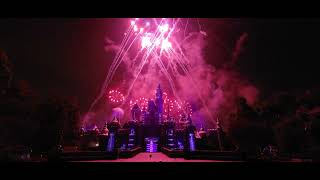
228,97 -> 276,156
29,96 -> 81,154
310,115 -> 320,160
0,49 -> 13,93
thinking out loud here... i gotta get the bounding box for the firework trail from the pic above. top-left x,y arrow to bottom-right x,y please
87,18 -> 216,126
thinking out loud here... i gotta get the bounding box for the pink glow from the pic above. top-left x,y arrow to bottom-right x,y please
133,25 -> 138,32
87,19 -> 260,129
161,38 -> 171,50
141,35 -> 152,49
159,24 -> 169,32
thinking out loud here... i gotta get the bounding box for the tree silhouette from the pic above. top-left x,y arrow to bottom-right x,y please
0,49 -> 13,93
29,96 -> 80,154
228,97 -> 276,156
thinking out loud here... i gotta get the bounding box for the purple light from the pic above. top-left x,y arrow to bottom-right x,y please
189,133 -> 196,151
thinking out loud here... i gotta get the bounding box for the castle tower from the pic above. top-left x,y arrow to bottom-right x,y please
141,107 -> 147,125
185,114 -> 196,152
131,103 -> 141,121
147,99 -> 157,112
155,84 -> 164,124
146,99 -> 157,125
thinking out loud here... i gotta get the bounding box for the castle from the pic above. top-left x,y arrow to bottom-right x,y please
80,84 -> 196,153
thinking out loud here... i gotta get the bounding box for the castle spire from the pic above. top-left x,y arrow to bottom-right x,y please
131,103 -> 141,121
155,84 -> 164,124
156,84 -> 162,98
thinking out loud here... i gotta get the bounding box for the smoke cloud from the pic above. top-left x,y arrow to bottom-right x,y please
85,26 -> 259,130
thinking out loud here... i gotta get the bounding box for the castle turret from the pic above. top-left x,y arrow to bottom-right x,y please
141,107 -> 147,125
185,114 -> 196,152
147,99 -> 157,113
131,103 -> 141,121
106,117 -> 121,152
146,99 -> 157,125
155,84 -> 164,124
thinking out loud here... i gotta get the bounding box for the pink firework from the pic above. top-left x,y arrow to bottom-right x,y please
108,89 -> 125,103
164,98 -> 174,114
127,18 -> 175,53
88,18 -> 213,125
130,97 -> 149,109
175,100 -> 193,116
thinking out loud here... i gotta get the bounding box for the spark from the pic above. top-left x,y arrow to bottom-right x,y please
159,24 -> 169,32
141,35 -> 152,49
161,38 -> 171,51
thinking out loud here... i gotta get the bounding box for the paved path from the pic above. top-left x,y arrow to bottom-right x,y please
79,152 -> 235,162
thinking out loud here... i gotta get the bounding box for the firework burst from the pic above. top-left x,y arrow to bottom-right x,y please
108,89 -> 125,103
129,97 -> 149,109
88,18 -> 213,125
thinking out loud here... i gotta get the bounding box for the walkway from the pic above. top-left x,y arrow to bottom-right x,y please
79,152 -> 235,162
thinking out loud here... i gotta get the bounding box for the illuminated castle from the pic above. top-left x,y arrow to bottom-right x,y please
131,84 -> 164,126
80,84 -> 197,153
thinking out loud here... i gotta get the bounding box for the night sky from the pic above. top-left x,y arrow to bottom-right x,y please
1,18 -> 320,112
